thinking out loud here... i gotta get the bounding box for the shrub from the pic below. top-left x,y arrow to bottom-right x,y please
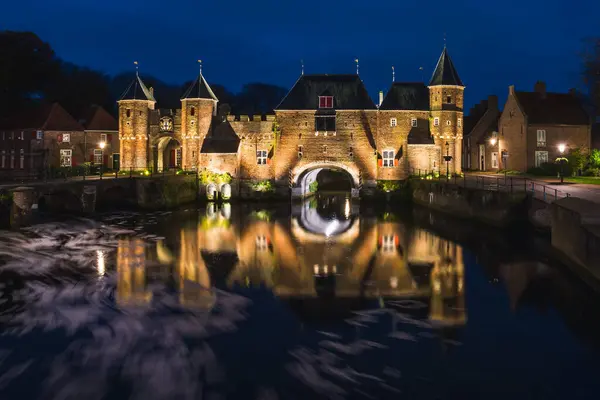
567,147 -> 587,176
589,149 -> 600,168
199,170 -> 232,185
377,180 -> 401,192
583,167 -> 600,177
527,162 -> 561,176
309,180 -> 319,193
251,180 -> 275,193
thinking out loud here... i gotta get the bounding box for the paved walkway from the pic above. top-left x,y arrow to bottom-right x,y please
466,173 -> 600,204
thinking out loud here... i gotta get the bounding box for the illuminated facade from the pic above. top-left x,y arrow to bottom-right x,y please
117,48 -> 464,195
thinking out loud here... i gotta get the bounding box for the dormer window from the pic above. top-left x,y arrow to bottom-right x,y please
319,96 -> 333,109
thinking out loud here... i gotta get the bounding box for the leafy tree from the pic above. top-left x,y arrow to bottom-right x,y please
582,37 -> 600,116
589,149 -> 600,168
567,147 -> 587,176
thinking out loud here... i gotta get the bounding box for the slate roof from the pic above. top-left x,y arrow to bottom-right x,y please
200,121 -> 240,153
276,74 -> 376,110
514,91 -> 590,125
119,74 -> 156,102
429,47 -> 464,87
181,74 -> 218,101
0,103 -> 84,131
379,82 -> 430,110
80,105 -> 118,131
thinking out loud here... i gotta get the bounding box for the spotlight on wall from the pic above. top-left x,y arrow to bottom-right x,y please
558,143 -> 566,154
490,138 -> 497,146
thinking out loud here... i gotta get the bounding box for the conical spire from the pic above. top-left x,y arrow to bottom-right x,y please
429,47 -> 463,86
119,62 -> 156,101
181,61 -> 218,101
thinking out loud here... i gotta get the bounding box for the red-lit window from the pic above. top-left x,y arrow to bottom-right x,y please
319,96 -> 333,108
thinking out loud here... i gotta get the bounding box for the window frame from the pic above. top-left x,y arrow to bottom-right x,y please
458,118 -> 462,127
318,96 -> 333,109
390,118 -> 397,127
9,150 -> 14,169
446,120 -> 452,126
256,149 -> 268,165
315,115 -> 336,132
411,118 -> 417,127
94,149 -> 103,165
491,152 -> 499,168
62,133 -> 71,143
1,150 -> 5,168
535,150 -> 548,167
60,149 -> 72,167
434,117 -> 440,126
382,149 -> 395,168
536,129 -> 546,147
382,235 -> 396,253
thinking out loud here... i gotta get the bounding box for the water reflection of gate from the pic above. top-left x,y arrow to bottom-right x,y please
115,203 -> 466,325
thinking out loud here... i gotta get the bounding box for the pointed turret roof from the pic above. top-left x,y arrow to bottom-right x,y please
429,47 -> 463,87
181,73 -> 218,101
119,73 -> 155,102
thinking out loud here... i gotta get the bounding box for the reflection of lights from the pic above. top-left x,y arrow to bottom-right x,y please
324,265 -> 328,274
332,265 -> 337,274
96,250 -> 105,276
221,203 -> 232,219
325,220 -> 339,237
389,276 -> 398,289
433,277 -> 441,294
458,279 -> 463,293
314,264 -> 319,274
344,198 -> 351,219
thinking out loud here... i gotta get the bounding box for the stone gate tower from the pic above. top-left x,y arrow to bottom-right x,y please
428,47 -> 465,175
118,72 -> 156,171
180,69 -> 218,170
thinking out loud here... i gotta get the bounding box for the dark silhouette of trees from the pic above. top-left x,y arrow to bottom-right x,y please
582,38 -> 600,117
0,30 -> 288,121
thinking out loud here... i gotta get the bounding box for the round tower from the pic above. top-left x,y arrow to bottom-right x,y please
180,66 -> 218,171
428,47 -> 465,175
118,71 -> 156,171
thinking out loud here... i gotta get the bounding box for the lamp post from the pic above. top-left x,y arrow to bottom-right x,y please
443,141 -> 453,180
558,143 -> 566,184
99,141 -> 106,179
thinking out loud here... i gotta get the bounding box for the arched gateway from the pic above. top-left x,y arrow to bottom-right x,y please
291,162 -> 361,199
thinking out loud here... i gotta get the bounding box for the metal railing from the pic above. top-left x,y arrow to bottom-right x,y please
409,169 -> 571,203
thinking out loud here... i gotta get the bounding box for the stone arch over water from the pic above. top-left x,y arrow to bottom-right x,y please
291,162 -> 360,198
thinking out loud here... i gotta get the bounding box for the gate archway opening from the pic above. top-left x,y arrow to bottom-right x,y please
157,136 -> 182,172
294,164 -> 359,198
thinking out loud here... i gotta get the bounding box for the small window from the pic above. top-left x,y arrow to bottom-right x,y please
94,149 -> 103,165
100,133 -> 108,143
411,118 -> 417,127
315,116 -> 335,131
60,149 -> 72,167
434,118 -> 440,126
537,130 -> 546,147
323,145 -> 327,154
446,96 -> 452,104
297,145 -> 303,158
491,152 -> 499,168
458,118 -> 462,127
139,111 -> 142,116
383,150 -> 395,167
256,235 -> 268,251
191,107 -> 196,116
390,118 -> 397,127
10,150 -> 14,169
19,149 -> 24,169
535,151 -> 548,167
36,131 -> 43,140
446,120 -> 452,126
319,96 -> 333,108
349,146 -> 353,158
382,235 -> 396,253
19,131 -> 24,140
62,133 -> 71,143
256,150 -> 267,165
126,109 -> 131,118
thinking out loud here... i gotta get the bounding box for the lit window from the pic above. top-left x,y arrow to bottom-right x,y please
382,235 -> 396,253
535,151 -> 548,167
319,96 -> 333,108
297,145 -> 303,158
36,131 -> 43,140
446,120 -> 452,126
537,130 -> 546,147
390,118 -> 397,127
176,149 -> 182,167
256,235 -> 268,251
256,150 -> 267,165
60,149 -> 72,167
458,118 -> 462,127
434,118 -> 439,126
100,133 -> 108,143
94,149 -> 103,165
411,118 -> 417,127
19,149 -> 24,169
62,133 -> 71,143
383,150 -> 395,167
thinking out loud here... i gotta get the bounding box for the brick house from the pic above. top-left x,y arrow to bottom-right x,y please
118,47 -> 465,194
498,82 -> 591,172
463,95 -> 501,171
79,105 -> 119,170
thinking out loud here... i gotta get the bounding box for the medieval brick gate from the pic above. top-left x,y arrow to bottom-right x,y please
289,161 -> 362,199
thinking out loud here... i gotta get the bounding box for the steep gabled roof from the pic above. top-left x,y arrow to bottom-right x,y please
379,82 -> 430,110
429,47 -> 463,87
200,121 -> 240,154
514,91 -> 590,125
119,73 -> 155,102
80,105 -> 118,131
276,74 -> 376,110
181,74 -> 218,101
0,103 -> 84,131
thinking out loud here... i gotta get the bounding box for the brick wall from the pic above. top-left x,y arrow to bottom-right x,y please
527,124 -> 591,170
43,130 -> 87,167
407,144 -> 441,174
498,91 -> 527,171
181,99 -> 215,170
430,86 -> 464,174
230,119 -> 274,180
198,153 -> 239,177
118,99 -> 155,170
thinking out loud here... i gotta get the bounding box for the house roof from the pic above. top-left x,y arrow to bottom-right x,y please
429,47 -> 463,87
379,82 -> 430,110
80,105 -> 118,131
200,121 -> 240,153
181,73 -> 219,101
119,73 -> 155,102
514,91 -> 590,125
0,103 -> 84,131
276,74 -> 376,110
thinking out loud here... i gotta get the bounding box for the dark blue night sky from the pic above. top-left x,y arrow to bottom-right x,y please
2,0 -> 599,110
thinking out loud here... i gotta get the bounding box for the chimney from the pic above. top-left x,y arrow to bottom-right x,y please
379,91 -> 384,107
534,81 -> 546,98
487,95 -> 498,111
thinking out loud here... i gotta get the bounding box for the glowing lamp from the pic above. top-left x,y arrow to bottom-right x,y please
490,138 -> 497,146
99,142 -> 106,150
558,143 -> 566,154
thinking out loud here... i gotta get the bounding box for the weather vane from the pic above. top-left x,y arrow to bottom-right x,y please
134,61 -> 139,76
301,59 -> 304,75
355,58 -> 359,75
392,66 -> 395,82
198,59 -> 203,75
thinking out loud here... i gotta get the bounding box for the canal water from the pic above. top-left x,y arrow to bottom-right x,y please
0,194 -> 600,399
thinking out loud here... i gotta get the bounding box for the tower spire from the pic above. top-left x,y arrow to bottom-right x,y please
355,58 -> 359,75
392,66 -> 395,82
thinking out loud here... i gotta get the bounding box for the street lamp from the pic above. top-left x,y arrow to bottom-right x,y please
99,141 -> 106,179
490,137 -> 497,146
558,143 -> 566,184
443,141 -> 453,180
